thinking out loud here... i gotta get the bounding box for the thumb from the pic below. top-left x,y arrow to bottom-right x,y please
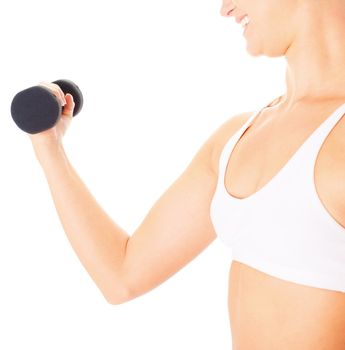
62,93 -> 75,118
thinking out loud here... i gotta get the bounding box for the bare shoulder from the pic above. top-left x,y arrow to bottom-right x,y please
210,111 -> 255,173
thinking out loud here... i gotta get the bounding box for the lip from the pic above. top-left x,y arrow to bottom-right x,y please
236,14 -> 248,23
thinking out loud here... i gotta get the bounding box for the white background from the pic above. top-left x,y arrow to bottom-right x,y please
0,0 -> 286,349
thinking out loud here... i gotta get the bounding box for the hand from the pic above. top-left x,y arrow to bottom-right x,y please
29,82 -> 75,149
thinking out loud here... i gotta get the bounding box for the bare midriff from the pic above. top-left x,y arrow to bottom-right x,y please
228,260 -> 345,350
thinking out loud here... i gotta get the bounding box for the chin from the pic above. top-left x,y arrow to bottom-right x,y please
244,29 -> 290,58
245,40 -> 288,58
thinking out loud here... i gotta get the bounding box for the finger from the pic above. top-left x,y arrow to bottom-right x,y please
38,82 -> 64,105
48,83 -> 67,106
39,82 -> 67,106
62,93 -> 75,118
51,83 -> 67,105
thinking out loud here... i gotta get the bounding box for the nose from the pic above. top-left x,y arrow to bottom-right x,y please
220,7 -> 235,17
220,1 -> 236,17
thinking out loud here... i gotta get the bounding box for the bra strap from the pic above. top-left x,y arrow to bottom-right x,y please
265,94 -> 284,108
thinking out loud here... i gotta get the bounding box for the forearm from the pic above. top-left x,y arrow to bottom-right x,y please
33,142 -> 130,304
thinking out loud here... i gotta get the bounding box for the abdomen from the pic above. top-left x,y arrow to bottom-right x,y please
228,260 -> 345,350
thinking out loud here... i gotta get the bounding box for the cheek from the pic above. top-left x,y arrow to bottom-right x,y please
252,12 -> 293,41
269,15 -> 295,46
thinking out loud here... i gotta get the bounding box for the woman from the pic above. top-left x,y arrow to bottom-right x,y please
29,0 -> 345,348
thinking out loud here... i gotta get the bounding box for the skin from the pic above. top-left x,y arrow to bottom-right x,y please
28,1 -> 345,349
221,0 -> 345,104
217,0 -> 345,348
214,100 -> 345,349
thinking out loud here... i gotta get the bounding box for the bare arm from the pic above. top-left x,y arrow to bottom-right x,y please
120,112 -> 254,303
121,130 -> 218,301
30,82 -> 252,304
33,144 -> 131,303
32,126 -> 218,305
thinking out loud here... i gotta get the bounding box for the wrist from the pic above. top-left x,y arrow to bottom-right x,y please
31,138 -> 66,165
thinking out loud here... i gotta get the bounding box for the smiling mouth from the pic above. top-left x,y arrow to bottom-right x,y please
240,15 -> 250,28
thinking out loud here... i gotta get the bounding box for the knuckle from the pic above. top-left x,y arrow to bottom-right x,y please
50,83 -> 60,89
49,83 -> 63,94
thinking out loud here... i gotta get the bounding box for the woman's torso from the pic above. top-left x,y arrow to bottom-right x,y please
212,97 -> 345,349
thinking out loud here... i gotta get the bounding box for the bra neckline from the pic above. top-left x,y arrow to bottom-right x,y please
222,100 -> 345,203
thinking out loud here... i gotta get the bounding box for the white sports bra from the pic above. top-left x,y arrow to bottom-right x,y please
210,98 -> 345,293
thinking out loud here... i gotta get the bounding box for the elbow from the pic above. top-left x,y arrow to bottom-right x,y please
104,272 -> 136,305
105,250 -> 139,305
102,283 -> 133,305
105,285 -> 132,305
106,297 -> 127,306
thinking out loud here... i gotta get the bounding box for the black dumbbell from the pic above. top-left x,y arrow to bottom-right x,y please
11,79 -> 84,134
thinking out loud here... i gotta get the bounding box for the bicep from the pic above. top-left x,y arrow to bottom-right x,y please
121,134 -> 218,300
